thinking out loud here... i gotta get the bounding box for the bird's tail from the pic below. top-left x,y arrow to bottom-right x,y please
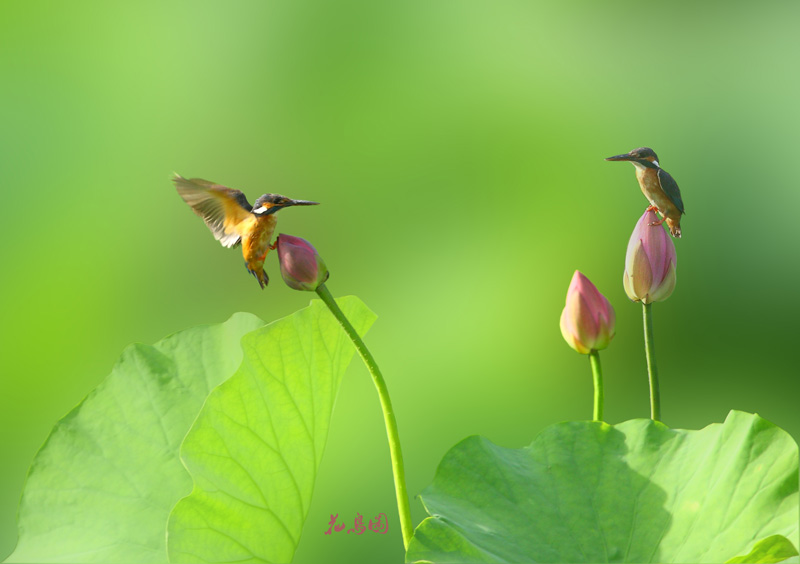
246,263 -> 269,289
666,218 -> 682,238
256,269 -> 269,289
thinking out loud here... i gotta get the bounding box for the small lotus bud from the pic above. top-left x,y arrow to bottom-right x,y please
560,271 -> 616,354
623,210 -> 677,304
276,234 -> 330,291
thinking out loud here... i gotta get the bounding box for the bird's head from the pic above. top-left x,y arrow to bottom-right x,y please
605,147 -> 660,169
252,194 -> 320,215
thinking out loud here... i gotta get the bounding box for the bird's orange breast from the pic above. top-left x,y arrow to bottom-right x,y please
241,214 -> 277,266
636,167 -> 680,220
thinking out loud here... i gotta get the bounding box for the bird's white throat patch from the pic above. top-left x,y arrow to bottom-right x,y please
631,159 -> 659,170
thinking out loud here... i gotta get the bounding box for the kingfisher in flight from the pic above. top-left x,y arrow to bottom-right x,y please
605,147 -> 685,238
173,174 -> 319,288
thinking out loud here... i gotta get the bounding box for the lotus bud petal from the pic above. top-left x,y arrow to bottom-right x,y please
560,271 -> 616,354
623,210 -> 677,304
276,234 -> 330,291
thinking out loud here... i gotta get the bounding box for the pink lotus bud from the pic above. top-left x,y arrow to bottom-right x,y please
276,234 -> 330,291
560,271 -> 616,354
623,210 -> 677,303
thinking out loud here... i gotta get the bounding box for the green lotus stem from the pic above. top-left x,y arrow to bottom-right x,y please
643,302 -> 661,421
588,350 -> 603,421
315,284 -> 413,549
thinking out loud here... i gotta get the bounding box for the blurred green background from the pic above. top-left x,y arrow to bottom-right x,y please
2,1 -> 799,562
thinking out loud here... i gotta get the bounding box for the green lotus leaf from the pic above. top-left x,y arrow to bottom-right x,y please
167,296 -> 375,563
726,535 -> 799,563
407,411 -> 799,564
7,312 -> 266,563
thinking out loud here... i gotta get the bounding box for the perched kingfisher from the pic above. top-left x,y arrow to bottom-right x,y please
173,174 -> 319,288
605,147 -> 685,238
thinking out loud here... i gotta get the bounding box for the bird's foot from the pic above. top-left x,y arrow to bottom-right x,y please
269,241 -> 278,251
646,205 -> 666,226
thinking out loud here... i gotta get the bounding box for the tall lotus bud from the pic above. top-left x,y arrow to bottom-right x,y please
276,234 -> 329,291
623,210 -> 677,303
560,271 -> 616,354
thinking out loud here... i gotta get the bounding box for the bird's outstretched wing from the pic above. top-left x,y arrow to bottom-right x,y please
173,175 -> 253,247
658,169 -> 685,214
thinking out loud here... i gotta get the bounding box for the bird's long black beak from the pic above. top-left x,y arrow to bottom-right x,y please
285,199 -> 320,207
259,199 -> 320,215
605,153 -> 635,161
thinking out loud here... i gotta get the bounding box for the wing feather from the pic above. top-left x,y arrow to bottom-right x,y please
657,169 -> 685,215
173,175 -> 253,247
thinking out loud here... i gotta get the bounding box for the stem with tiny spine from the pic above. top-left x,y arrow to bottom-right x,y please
643,302 -> 661,421
315,284 -> 413,549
